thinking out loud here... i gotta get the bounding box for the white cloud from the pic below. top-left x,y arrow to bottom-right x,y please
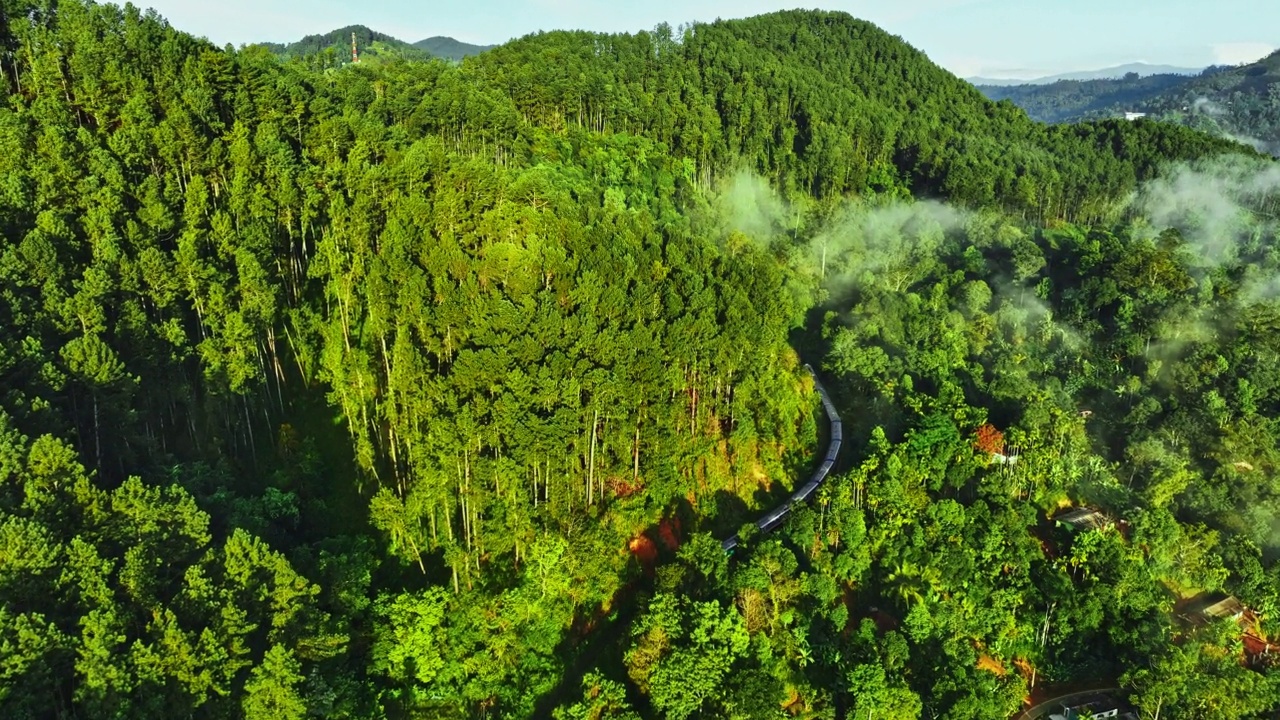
1211,41 -> 1275,66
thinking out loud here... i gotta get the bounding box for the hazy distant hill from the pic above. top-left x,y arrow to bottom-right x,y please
969,62 -> 1203,86
975,70 -> 1222,123
1134,49 -> 1280,152
412,36 -> 494,61
974,51 -> 1280,154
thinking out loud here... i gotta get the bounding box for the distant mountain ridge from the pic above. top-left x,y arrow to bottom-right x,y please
259,25 -> 426,61
258,25 -> 493,65
974,71 -> 1224,124
412,36 -> 495,61
972,51 -> 1280,155
1133,48 -> 1280,154
968,62 -> 1204,86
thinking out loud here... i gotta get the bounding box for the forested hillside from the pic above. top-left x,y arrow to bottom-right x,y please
255,25 -> 431,68
977,51 -> 1280,154
977,71 -> 1214,123
411,36 -> 493,61
1,1 -> 1280,719
1139,50 -> 1280,154
464,17 -> 1249,223
256,26 -> 494,68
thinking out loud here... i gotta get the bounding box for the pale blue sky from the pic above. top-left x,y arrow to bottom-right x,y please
138,0 -> 1277,79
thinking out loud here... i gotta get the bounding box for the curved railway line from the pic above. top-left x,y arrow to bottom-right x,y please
722,364 -> 843,552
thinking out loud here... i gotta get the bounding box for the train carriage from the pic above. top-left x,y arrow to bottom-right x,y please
721,366 -> 842,553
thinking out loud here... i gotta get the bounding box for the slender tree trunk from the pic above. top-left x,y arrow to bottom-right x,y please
633,421 -> 641,483
93,393 -> 101,471
588,411 -> 598,505
462,450 -> 471,551
405,532 -> 426,574
243,397 -> 257,466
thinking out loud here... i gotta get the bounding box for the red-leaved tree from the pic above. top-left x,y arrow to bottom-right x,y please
974,423 -> 1005,455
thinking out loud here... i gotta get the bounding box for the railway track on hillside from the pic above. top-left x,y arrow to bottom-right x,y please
722,364 -> 842,552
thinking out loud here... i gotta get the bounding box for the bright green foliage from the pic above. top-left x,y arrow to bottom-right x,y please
553,672 -> 641,720
625,593 -> 751,719
846,661 -> 921,719
1123,623 -> 1280,720
1,1 -> 1280,719
0,416 -> 342,717
242,646 -> 308,720
370,589 -> 449,686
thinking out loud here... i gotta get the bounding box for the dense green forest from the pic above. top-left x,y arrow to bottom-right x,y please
2,1 -> 1280,718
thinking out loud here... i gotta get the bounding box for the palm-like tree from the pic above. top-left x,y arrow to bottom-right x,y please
887,560 -> 940,609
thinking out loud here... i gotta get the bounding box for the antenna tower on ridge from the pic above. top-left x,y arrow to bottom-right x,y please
352,32 -> 360,63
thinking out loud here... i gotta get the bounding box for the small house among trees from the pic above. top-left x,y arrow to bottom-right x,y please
1178,593 -> 1247,626
1049,701 -> 1129,720
1055,506 -> 1113,532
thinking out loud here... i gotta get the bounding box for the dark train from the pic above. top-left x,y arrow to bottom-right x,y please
722,365 -> 842,552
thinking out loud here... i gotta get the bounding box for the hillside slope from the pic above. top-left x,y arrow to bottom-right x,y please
259,24 -> 430,66
260,26 -> 492,65
1140,49 -> 1280,152
976,52 -> 1280,153
412,35 -> 494,60
462,12 -> 1252,221
976,71 -> 1214,123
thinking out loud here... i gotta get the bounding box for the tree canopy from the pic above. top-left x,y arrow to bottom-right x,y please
1,2 -> 1280,718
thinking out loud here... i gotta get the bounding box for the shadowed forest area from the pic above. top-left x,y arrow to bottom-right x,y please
3,1 -> 1280,718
